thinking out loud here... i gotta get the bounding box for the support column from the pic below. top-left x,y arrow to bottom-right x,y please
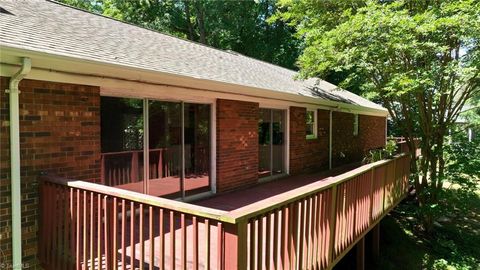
356,237 -> 365,270
372,223 -> 381,260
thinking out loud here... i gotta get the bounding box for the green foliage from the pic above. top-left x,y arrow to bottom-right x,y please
275,0 -> 480,98
384,139 -> 398,158
58,0 -> 301,70
275,0 -> 480,233
363,139 -> 398,164
363,148 -> 384,164
377,184 -> 480,270
444,129 -> 480,191
416,133 -> 480,233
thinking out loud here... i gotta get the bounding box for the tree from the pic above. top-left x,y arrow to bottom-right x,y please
274,0 -> 480,229
59,0 -> 301,70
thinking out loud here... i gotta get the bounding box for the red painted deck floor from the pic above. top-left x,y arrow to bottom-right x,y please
194,163 -> 360,211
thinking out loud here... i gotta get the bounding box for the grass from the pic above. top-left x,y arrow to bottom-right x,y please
372,188 -> 480,270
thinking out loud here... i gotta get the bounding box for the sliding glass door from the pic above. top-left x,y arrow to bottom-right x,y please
147,101 -> 182,198
100,97 -> 145,191
258,108 -> 286,179
101,97 -> 211,200
183,103 -> 211,196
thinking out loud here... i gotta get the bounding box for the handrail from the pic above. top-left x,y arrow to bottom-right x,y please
39,175 -> 231,222
42,153 -> 408,225
225,153 -> 408,222
39,153 -> 409,270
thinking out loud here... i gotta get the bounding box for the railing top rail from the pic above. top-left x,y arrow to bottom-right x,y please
40,175 -> 233,223
41,153 -> 408,225
223,153 -> 409,223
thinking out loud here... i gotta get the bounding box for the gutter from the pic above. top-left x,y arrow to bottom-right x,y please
6,57 -> 31,269
0,46 -> 389,117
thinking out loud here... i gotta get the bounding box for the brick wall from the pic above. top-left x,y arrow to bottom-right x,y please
289,107 -> 330,174
332,111 -> 386,167
0,77 -> 100,269
290,108 -> 386,172
0,76 -> 386,267
216,99 -> 259,192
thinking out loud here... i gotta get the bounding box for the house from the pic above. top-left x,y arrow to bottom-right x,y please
0,1 -> 409,269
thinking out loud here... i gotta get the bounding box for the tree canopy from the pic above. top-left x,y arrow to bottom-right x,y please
275,0 -> 480,229
60,0 -> 301,70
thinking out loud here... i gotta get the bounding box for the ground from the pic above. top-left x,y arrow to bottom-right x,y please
373,188 -> 480,270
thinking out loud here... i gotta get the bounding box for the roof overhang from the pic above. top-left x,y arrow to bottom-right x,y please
0,45 -> 389,117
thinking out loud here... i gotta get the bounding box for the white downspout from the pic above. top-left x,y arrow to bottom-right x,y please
329,110 -> 333,170
6,57 -> 31,269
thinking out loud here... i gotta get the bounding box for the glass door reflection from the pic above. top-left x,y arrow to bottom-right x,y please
100,97 -> 145,192
183,103 -> 211,197
258,108 -> 285,178
147,101 -> 182,198
101,97 -> 211,200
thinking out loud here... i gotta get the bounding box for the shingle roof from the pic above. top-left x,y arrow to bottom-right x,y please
0,0 -> 385,112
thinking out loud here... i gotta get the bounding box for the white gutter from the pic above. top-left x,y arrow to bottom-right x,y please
0,46 -> 389,117
6,57 -> 31,269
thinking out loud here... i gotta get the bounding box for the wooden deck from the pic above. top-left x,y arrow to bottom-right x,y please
195,164 -> 359,211
39,154 -> 410,270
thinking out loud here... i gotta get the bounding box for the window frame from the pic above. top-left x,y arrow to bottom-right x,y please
100,95 -> 215,199
306,109 -> 318,140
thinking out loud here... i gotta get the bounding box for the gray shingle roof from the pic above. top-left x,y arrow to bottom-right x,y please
0,0 -> 385,112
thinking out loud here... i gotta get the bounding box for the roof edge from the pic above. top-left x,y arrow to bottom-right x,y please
0,45 -> 388,116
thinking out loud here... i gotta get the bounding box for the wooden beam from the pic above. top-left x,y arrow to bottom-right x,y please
372,223 -> 380,261
356,237 -> 365,270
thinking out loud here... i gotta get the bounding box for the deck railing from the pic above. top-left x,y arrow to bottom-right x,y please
39,154 -> 410,270
100,146 -> 209,187
393,137 -> 421,156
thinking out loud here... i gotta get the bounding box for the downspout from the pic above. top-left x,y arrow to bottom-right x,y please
329,110 -> 333,170
6,57 -> 31,269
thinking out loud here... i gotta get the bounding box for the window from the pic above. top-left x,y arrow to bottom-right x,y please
353,114 -> 359,136
306,109 -> 317,139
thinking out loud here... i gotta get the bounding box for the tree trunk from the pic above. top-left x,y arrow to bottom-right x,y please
183,0 -> 194,41
194,0 -> 207,44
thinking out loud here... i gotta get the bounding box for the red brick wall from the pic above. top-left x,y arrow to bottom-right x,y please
216,99 -> 259,192
332,112 -> 386,167
0,75 -> 386,267
0,77 -> 100,269
290,108 -> 386,172
289,107 -> 330,174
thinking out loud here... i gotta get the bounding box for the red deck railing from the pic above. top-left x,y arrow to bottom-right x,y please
39,154 -> 410,270
393,137 -> 421,156
101,147 -> 209,186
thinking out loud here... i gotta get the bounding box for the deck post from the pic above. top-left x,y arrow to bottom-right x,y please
356,236 -> 365,270
369,167 -> 375,224
131,151 -> 139,182
100,155 -> 105,184
327,184 -> 338,268
223,220 -> 248,270
372,223 -> 380,260
104,196 -> 115,270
